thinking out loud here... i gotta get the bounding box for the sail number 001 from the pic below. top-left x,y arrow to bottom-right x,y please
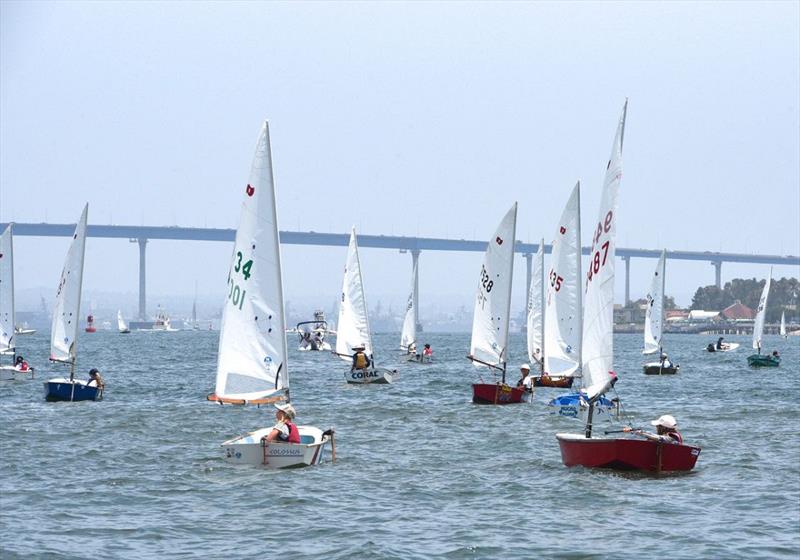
228,250 -> 253,310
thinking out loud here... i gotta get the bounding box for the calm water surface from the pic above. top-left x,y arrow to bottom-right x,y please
1,330 -> 798,559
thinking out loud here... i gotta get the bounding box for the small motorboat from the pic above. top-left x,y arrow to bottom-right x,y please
705,342 -> 739,352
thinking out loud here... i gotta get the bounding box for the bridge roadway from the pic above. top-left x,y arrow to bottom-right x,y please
4,222 -> 799,320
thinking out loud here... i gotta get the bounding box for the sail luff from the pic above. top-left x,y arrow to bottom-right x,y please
526,241 -> 544,366
214,122 -> 288,402
643,250 -> 666,355
539,238 -> 545,373
353,229 -> 374,364
752,268 -> 772,352
400,259 -> 417,350
544,182 -> 583,377
0,225 -> 14,353
469,203 -> 518,371
49,205 -> 88,366
582,100 -> 627,399
335,229 -> 373,363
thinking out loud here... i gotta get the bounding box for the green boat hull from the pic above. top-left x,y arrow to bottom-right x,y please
747,354 -> 780,367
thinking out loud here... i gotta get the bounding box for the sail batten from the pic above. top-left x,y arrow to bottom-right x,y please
544,182 -> 583,377
215,122 -> 289,401
0,225 -> 14,353
469,203 -> 517,370
50,205 -> 88,365
582,101 -> 627,399
336,228 -> 373,362
643,250 -> 667,355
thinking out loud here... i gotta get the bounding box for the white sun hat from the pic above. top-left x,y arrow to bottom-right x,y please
520,364 -> 531,371
275,402 -> 297,420
650,414 -> 677,429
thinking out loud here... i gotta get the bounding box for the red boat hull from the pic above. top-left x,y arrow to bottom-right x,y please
556,433 -> 701,472
472,383 -> 528,405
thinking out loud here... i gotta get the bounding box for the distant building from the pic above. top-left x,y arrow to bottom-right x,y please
665,309 -> 689,323
720,300 -> 755,322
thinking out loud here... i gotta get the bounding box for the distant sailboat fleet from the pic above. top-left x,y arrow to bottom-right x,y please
3,105 -> 796,476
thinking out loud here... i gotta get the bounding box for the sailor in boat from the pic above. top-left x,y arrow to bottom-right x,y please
623,414 -> 683,444
264,403 -> 301,444
516,364 -> 532,391
14,355 -> 31,373
660,352 -> 674,369
422,343 -> 433,362
87,368 -> 105,391
351,344 -> 371,373
716,337 -> 727,350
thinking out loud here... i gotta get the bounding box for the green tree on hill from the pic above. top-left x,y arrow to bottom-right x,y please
690,277 -> 799,322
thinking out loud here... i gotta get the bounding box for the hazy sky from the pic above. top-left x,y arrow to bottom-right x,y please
1,1 -> 798,316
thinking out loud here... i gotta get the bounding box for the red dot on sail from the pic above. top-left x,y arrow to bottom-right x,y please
496,237 -> 503,245
246,184 -> 255,197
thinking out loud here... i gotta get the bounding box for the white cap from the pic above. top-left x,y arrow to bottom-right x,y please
650,414 -> 677,429
520,364 -> 530,371
275,403 -> 296,420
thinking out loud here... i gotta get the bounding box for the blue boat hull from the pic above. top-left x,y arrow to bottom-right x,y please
44,380 -> 102,402
548,393 -> 615,419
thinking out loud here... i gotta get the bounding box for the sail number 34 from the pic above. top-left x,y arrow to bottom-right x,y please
227,250 -> 253,310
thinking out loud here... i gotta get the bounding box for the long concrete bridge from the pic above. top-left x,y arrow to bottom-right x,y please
4,222 -> 798,322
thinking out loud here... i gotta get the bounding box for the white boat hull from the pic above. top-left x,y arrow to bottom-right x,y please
705,343 -> 740,352
0,365 -> 34,381
14,328 -> 36,335
299,342 -> 332,352
344,367 -> 399,384
221,426 -> 331,468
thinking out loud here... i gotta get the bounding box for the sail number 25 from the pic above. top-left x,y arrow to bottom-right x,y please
227,250 -> 253,310
587,210 -> 613,284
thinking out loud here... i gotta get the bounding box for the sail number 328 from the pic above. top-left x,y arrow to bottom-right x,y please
480,265 -> 494,293
227,250 -> 253,310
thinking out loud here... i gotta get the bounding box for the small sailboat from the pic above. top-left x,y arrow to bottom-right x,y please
747,269 -> 780,367
400,259 -> 428,363
642,250 -> 679,375
0,225 -> 34,381
85,314 -> 97,333
14,323 -> 36,335
469,203 -> 527,405
556,101 -> 700,473
335,228 -> 399,383
297,311 -> 332,351
44,205 -> 103,402
780,311 -> 787,339
117,310 -> 131,334
537,182 -> 583,389
208,121 -> 333,468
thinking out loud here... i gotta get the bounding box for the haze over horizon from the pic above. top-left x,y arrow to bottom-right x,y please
2,1 -> 798,316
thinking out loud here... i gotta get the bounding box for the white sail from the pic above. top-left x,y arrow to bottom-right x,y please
582,101 -> 627,399
400,258 -> 417,350
214,122 -> 290,402
780,311 -> 786,337
117,310 -> 128,332
526,241 -> 544,366
470,203 -> 517,369
50,205 -> 88,363
752,269 -> 772,351
336,228 -> 373,362
643,250 -> 666,355
0,225 -> 14,353
544,182 -> 583,377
